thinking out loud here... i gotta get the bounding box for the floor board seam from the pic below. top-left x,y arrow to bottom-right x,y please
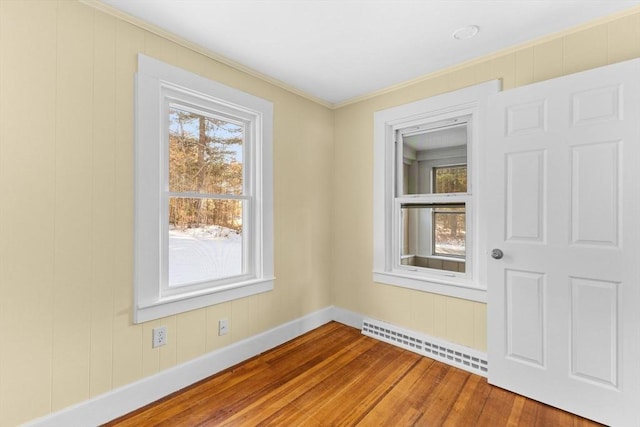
352,353 -> 423,426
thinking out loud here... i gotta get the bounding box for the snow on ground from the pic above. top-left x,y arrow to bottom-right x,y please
169,225 -> 242,286
435,243 -> 465,257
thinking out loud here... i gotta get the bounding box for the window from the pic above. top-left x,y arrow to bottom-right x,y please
167,106 -> 245,289
396,117 -> 470,276
134,54 -> 274,323
373,81 -> 499,302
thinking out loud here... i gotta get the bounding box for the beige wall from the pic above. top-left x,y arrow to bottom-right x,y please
0,1 -> 639,425
331,9 -> 640,353
0,1 -> 333,425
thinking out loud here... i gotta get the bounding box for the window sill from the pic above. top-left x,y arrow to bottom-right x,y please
427,254 -> 465,262
373,270 -> 486,303
135,277 -> 275,323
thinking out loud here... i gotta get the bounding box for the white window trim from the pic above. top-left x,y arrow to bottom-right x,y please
134,54 -> 274,323
373,80 -> 500,303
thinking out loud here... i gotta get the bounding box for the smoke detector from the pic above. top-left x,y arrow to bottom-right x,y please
453,25 -> 480,40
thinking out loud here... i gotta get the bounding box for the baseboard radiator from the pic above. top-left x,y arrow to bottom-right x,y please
361,318 -> 488,377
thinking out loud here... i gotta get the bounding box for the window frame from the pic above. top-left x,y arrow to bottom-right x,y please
373,81 -> 500,303
134,54 -> 274,323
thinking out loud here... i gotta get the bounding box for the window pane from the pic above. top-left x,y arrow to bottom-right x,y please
400,204 -> 466,273
169,197 -> 243,286
169,106 -> 243,195
434,208 -> 465,256
433,166 -> 467,193
400,123 -> 467,195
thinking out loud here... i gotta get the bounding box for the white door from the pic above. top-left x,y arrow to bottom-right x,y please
486,58 -> 640,427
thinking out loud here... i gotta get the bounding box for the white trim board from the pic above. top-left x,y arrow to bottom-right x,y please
25,306 -> 486,426
25,307 -> 337,427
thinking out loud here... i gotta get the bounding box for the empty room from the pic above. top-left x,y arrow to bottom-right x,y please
2,1 -> 640,426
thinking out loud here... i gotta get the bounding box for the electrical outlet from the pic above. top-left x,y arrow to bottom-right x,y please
218,318 -> 229,336
152,326 -> 167,348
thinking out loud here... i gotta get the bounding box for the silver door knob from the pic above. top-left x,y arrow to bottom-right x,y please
491,248 -> 504,259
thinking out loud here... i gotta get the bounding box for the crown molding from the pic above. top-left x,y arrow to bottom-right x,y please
80,1 -> 640,111
79,0 -> 334,109
333,4 -> 640,109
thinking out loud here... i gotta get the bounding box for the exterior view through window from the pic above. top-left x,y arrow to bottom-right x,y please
433,165 -> 467,193
168,106 -> 245,286
432,206 -> 465,257
398,119 -> 468,274
432,165 -> 467,257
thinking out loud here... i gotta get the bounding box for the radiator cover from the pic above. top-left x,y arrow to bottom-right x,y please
362,318 -> 488,377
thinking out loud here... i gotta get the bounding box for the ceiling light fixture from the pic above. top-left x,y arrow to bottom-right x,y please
453,25 -> 479,40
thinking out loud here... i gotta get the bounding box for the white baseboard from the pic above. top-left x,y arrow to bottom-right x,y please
331,306 -> 363,329
25,307 -> 484,426
25,306 -> 342,427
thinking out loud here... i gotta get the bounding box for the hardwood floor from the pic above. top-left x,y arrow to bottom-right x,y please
104,322 -> 603,426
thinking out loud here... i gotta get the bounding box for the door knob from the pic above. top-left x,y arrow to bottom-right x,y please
491,248 -> 504,259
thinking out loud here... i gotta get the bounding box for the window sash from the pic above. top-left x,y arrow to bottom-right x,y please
164,99 -> 252,197
162,195 -> 252,295
162,94 -> 257,294
395,196 -> 470,276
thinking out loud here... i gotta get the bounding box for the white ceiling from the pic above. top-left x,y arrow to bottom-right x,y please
98,0 -> 640,106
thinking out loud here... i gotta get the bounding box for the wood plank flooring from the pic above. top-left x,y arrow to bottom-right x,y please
104,322 -> 603,426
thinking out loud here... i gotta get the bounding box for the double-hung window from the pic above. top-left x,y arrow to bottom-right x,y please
396,117 -> 470,275
373,81 -> 499,302
134,54 -> 274,323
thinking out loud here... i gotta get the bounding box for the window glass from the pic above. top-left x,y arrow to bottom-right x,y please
168,106 -> 247,287
400,123 -> 467,195
398,120 -> 468,274
433,206 -> 465,256
168,197 -> 244,286
401,203 -> 466,272
433,165 -> 467,193
169,106 -> 244,195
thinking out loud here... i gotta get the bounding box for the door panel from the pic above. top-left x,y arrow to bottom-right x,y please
505,150 -> 546,242
570,141 -> 620,246
572,85 -> 621,125
486,58 -> 640,427
505,269 -> 545,366
569,277 -> 619,388
506,100 -> 547,136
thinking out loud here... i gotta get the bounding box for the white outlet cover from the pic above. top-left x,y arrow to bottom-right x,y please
218,319 -> 229,336
152,326 -> 167,348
